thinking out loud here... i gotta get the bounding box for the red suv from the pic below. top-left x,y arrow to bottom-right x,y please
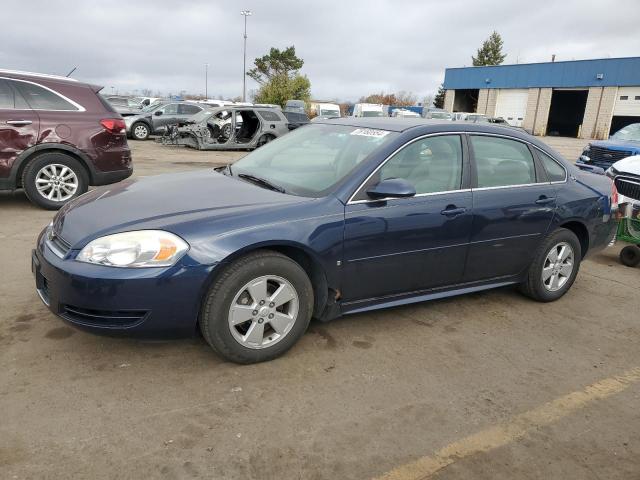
0,70 -> 132,209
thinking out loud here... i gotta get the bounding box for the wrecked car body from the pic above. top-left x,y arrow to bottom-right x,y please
162,106 -> 291,150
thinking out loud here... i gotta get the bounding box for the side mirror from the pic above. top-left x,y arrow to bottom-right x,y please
366,178 -> 416,199
154,110 -> 163,116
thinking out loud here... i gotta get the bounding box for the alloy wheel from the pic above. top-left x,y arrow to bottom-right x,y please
228,275 -> 299,349
541,241 -> 574,291
34,164 -> 79,202
134,124 -> 148,139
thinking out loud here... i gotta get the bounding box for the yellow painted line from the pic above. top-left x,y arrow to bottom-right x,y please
375,367 -> 640,480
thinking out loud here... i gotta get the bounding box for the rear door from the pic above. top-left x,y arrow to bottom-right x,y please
0,79 -> 39,182
464,134 -> 556,282
152,103 -> 181,131
178,103 -> 202,121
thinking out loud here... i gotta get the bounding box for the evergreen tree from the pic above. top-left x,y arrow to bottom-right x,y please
472,31 -> 507,66
433,84 -> 446,109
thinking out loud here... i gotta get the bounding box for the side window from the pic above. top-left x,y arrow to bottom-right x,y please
471,136 -> 536,188
257,109 -> 281,122
378,135 -> 463,195
538,151 -> 567,182
163,103 -> 179,115
180,104 -> 201,115
0,80 -> 14,109
13,81 -> 78,111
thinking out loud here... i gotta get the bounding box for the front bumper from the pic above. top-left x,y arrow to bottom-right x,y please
32,230 -> 217,338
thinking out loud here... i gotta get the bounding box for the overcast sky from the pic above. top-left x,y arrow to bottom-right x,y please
2,0 -> 639,102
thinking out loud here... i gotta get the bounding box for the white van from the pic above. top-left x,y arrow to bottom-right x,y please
311,102 -> 341,119
352,103 -> 384,118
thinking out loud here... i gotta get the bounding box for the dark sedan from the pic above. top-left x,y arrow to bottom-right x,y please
33,119 -> 618,363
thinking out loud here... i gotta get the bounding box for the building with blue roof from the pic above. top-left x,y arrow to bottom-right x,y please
442,57 -> 640,139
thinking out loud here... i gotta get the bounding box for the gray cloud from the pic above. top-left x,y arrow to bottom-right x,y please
1,0 -> 638,102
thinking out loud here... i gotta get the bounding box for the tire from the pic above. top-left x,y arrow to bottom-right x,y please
619,245 -> 640,267
131,122 -> 150,140
21,152 -> 89,210
257,134 -> 275,148
200,250 -> 314,364
519,228 -> 582,302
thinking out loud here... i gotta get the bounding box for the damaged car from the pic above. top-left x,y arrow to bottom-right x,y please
163,106 -> 291,150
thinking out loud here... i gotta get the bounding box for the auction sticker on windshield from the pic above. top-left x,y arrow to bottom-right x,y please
350,128 -> 390,138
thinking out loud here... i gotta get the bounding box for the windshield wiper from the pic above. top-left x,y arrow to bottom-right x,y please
238,173 -> 286,193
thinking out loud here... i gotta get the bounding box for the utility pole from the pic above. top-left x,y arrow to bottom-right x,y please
205,63 -> 209,99
240,10 -> 252,102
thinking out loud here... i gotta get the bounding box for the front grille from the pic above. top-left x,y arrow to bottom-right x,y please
588,146 -> 632,168
616,176 -> 640,201
46,228 -> 71,258
61,305 -> 148,328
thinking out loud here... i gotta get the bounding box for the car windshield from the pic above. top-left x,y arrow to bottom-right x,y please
142,102 -> 163,112
611,123 -> 640,142
230,124 -> 398,197
320,109 -> 340,117
362,111 -> 383,117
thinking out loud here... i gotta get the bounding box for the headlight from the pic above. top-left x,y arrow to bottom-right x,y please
77,230 -> 189,268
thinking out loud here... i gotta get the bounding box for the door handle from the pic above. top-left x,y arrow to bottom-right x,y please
535,196 -> 556,205
440,206 -> 466,217
6,120 -> 33,126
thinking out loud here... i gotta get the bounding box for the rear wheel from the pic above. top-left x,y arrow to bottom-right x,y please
519,228 -> 581,302
619,245 -> 640,267
22,152 -> 88,209
199,250 -> 314,364
131,122 -> 150,140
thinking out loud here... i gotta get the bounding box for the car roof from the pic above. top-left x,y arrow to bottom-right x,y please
315,117 -> 545,145
0,69 -> 81,84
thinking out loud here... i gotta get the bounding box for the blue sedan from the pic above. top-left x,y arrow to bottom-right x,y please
33,119 -> 618,363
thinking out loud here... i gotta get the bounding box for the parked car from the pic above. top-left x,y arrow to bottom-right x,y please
284,99 -> 306,113
352,103 -> 384,117
0,69 -> 131,209
392,108 -> 421,118
33,118 -> 617,363
105,96 -> 142,117
130,96 -> 161,108
465,113 -> 490,123
577,123 -> 640,170
282,106 -> 310,130
124,101 -> 208,140
165,106 -> 290,150
451,112 -> 470,121
424,110 -> 453,120
310,102 -> 341,120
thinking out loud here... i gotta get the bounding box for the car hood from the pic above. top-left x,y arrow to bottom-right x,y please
590,139 -> 640,152
612,155 -> 640,176
54,170 -> 313,247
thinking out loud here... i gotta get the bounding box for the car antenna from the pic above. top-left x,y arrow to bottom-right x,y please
65,66 -> 77,77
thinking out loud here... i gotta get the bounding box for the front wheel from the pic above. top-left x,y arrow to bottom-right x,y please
256,134 -> 275,148
199,250 -> 314,364
519,228 -> 581,302
131,122 -> 150,140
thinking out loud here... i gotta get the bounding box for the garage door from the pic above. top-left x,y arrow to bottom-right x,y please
613,87 -> 640,116
495,89 -> 529,127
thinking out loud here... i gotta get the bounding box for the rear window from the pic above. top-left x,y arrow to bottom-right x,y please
538,151 -> 567,182
12,80 -> 79,111
180,104 -> 202,115
284,112 -> 309,123
257,110 -> 282,122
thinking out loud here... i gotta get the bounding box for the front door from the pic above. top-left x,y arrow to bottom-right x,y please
0,79 -> 39,181
464,134 -> 557,282
152,103 -> 181,132
342,134 -> 472,303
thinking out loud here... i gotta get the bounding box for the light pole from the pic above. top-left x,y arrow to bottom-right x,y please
204,63 -> 209,99
240,9 -> 252,102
